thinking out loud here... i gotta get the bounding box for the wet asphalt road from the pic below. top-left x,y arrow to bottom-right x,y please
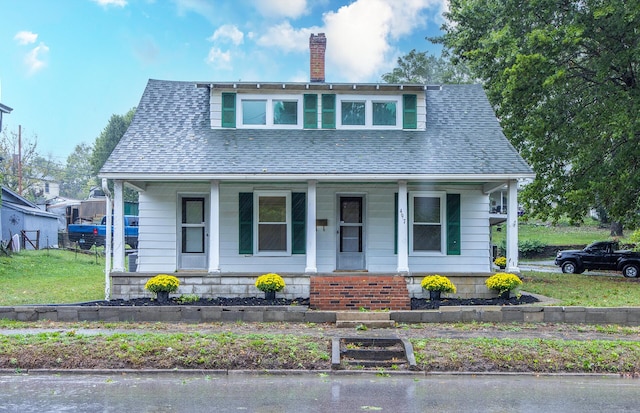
2,373 -> 640,412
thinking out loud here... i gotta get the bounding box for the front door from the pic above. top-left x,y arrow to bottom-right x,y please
337,195 -> 366,270
179,196 -> 207,270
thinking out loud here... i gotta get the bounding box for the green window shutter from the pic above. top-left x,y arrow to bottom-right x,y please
222,93 -> 236,128
446,194 -> 461,255
238,192 -> 253,254
292,192 -> 306,254
303,94 -> 318,129
403,94 -> 417,129
321,94 -> 336,129
394,193 -> 398,254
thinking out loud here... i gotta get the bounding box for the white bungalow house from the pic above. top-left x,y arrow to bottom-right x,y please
99,34 -> 534,307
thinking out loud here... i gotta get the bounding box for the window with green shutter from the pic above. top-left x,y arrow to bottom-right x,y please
238,192 -> 253,254
403,94 -> 417,129
303,94 -> 318,129
322,94 -> 336,129
222,93 -> 236,128
292,192 -> 306,254
446,194 -> 461,255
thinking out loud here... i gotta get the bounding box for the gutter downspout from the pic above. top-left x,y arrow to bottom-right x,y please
102,178 -> 112,300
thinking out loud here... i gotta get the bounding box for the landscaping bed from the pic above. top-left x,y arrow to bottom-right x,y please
78,294 -> 539,309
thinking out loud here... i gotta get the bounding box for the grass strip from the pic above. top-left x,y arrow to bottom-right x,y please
1,332 -> 640,374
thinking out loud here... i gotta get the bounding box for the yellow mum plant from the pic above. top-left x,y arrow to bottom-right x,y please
485,272 -> 522,294
255,273 -> 286,293
494,256 -> 507,267
420,275 -> 457,293
144,274 -> 180,293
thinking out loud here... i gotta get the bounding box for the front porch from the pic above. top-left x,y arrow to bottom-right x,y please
110,272 -> 504,309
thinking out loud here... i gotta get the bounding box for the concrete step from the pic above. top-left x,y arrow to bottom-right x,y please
335,320 -> 395,329
331,337 -> 419,371
335,311 -> 391,322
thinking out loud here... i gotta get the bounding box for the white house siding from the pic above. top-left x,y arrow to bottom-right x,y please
136,182 -> 183,272
136,181 -> 490,274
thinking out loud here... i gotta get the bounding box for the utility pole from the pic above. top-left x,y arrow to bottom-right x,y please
18,124 -> 22,195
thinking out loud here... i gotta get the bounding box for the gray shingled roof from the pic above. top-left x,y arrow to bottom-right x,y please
100,79 -> 533,178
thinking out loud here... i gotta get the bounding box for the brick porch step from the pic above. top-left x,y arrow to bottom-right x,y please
310,275 -> 411,311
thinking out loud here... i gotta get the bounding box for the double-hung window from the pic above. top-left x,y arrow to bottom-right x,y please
255,191 -> 291,255
238,95 -> 302,128
410,192 -> 446,254
336,95 -> 402,129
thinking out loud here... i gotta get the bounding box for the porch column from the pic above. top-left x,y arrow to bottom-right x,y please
506,179 -> 520,273
305,180 -> 317,273
397,180 -> 409,273
112,180 -> 125,272
208,180 -> 220,273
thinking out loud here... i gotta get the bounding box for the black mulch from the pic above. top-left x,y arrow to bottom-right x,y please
78,295 -> 539,309
411,294 -> 539,310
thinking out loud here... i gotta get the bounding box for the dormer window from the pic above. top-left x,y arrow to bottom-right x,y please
237,95 -> 302,128
214,90 -> 420,130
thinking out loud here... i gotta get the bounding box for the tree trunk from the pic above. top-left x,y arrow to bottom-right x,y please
610,222 -> 624,237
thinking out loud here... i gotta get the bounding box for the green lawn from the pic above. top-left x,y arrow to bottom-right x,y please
492,219 -> 616,247
0,249 -> 105,305
522,270 -> 640,307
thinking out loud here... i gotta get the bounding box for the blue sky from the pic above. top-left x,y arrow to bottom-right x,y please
0,0 -> 446,163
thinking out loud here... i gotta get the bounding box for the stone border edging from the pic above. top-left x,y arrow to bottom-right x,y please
0,368 -> 621,377
2,304 -> 640,325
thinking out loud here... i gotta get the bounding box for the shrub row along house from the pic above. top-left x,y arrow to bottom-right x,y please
99,34 -> 534,309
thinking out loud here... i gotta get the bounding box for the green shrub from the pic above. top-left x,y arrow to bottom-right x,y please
629,229 -> 640,251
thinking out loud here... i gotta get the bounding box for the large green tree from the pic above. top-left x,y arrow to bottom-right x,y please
90,108 -> 137,202
381,49 -> 474,84
90,108 -> 135,176
438,0 -> 640,230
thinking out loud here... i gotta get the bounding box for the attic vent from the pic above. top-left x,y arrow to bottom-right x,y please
426,85 -> 442,91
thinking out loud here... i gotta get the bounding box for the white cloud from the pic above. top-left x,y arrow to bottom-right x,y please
14,31 -> 38,45
256,21 -> 318,53
25,42 -> 50,75
91,0 -> 127,7
205,47 -> 232,69
209,25 -> 244,46
254,0 -> 308,19
173,0 -> 216,21
322,0 -> 446,81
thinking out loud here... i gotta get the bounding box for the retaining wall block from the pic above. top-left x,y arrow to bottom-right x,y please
221,310 -> 245,322
77,309 -> 100,322
200,307 -> 223,322
97,308 -> 121,322
304,311 -> 336,323
479,309 -> 503,323
180,307 -> 203,323
55,308 -> 79,322
500,307 -> 524,322
390,311 -> 422,323
439,310 -> 462,323
563,307 -> 587,324
461,309 -> 482,322
603,308 -> 629,324
542,307 -> 566,323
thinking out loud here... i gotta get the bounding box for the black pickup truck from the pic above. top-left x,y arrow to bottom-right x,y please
555,241 -> 640,278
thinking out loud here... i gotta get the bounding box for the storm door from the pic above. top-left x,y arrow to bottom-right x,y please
179,196 -> 208,270
337,196 -> 366,270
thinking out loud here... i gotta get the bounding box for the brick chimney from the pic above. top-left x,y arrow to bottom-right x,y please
309,33 -> 326,83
